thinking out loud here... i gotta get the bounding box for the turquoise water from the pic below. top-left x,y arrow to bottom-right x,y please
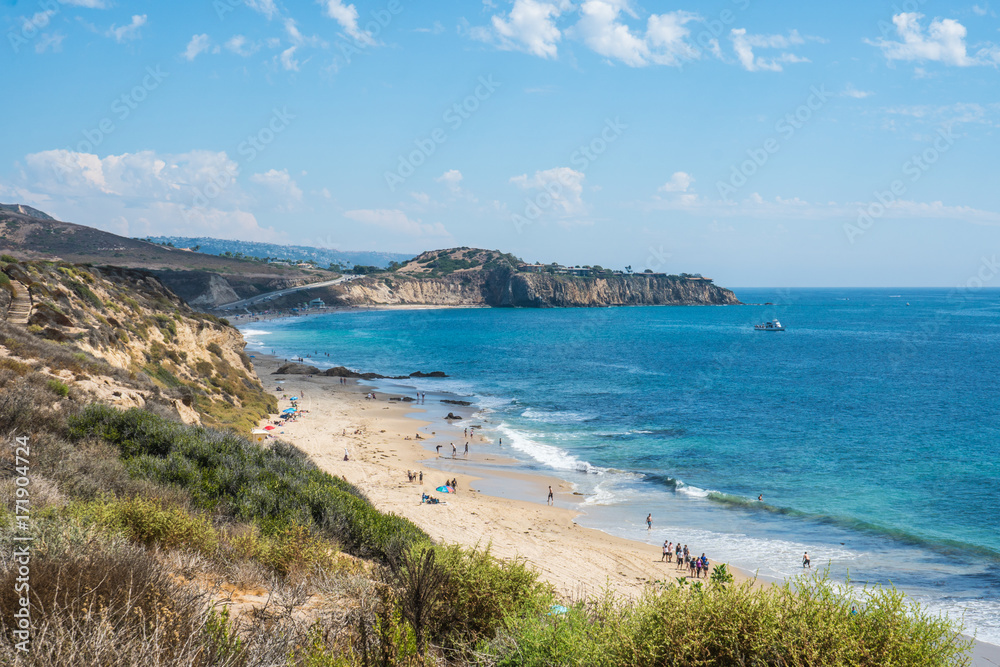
240,288 -> 1000,641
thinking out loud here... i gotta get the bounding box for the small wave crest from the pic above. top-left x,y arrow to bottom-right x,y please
496,423 -> 603,474
520,407 -> 595,424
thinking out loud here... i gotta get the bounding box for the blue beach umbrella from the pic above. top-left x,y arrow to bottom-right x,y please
289,396 -> 300,401
436,486 -> 452,493
281,408 -> 297,414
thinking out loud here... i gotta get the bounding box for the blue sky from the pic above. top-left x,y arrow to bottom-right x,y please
1,0 -> 998,286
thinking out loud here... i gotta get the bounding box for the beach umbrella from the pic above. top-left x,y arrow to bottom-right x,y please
436,486 -> 451,493
289,396 -> 300,401
263,425 -> 275,431
281,408 -> 296,414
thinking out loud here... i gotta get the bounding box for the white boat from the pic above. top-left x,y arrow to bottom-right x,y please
754,320 -> 785,331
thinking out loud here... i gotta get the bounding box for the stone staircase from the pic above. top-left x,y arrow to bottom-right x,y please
6,280 -> 32,325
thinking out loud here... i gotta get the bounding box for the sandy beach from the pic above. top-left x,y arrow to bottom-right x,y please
250,352 -> 750,598
248,351 -> 1000,664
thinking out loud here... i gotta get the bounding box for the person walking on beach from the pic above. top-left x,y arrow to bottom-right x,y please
547,486 -> 554,505
802,552 -> 811,569
419,471 -> 423,483
646,514 -> 652,530
675,543 -> 682,567
436,444 -> 442,455
464,442 -> 469,456
451,443 -> 457,458
661,540 -> 670,562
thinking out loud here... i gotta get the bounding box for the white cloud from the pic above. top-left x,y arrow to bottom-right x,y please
182,34 -> 212,61
510,166 -> 587,216
279,46 -> 299,71
35,32 -> 65,54
435,169 -> 464,193
841,84 -> 874,99
574,0 -> 650,67
320,0 -> 375,45
415,21 -> 446,35
225,35 -> 259,56
343,209 -> 450,237
867,13 -> 996,66
646,188 -> 1000,226
244,0 -> 279,20
730,28 -> 809,71
410,191 -> 431,204
659,171 -> 694,193
972,4 -> 989,15
16,149 -> 279,241
106,14 -> 147,43
645,11 -> 701,65
482,0 -> 570,58
250,169 -> 303,208
61,0 -> 109,7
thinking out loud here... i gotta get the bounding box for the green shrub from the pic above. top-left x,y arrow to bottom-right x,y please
46,378 -> 70,397
66,279 -> 104,310
432,544 -> 551,648
224,522 -> 340,575
0,253 -> 17,263
68,405 -> 428,561
69,496 -> 218,554
484,573 -> 972,667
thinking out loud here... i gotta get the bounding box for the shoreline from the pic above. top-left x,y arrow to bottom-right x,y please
250,351 -> 755,598
246,348 -> 1000,664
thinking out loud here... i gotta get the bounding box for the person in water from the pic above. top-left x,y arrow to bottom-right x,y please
646,514 -> 652,530
547,486 -> 554,505
758,494 -> 763,501
802,552 -> 811,569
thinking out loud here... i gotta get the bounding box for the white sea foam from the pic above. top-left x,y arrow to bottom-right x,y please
675,482 -> 713,498
520,408 -> 594,424
241,328 -> 273,338
496,422 -> 603,474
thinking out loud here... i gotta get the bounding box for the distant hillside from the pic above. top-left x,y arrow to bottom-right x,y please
0,207 -> 338,307
245,246 -> 742,310
146,236 -> 412,269
0,203 -> 55,220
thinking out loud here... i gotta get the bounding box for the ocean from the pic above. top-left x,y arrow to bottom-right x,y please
239,288 -> 1000,643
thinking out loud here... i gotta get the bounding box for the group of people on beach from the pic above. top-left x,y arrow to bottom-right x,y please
662,541 -> 712,578
406,470 -> 423,483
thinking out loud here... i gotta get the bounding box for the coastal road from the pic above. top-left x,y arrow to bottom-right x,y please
216,274 -> 361,310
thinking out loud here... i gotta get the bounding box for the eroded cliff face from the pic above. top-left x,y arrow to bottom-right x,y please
0,260 -> 275,430
323,269 -> 741,308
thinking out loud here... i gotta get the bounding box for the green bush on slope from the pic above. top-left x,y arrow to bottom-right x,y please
68,404 -> 427,561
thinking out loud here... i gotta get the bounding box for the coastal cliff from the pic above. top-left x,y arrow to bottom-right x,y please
260,248 -> 742,310
330,269 -> 739,307
0,258 -> 275,430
